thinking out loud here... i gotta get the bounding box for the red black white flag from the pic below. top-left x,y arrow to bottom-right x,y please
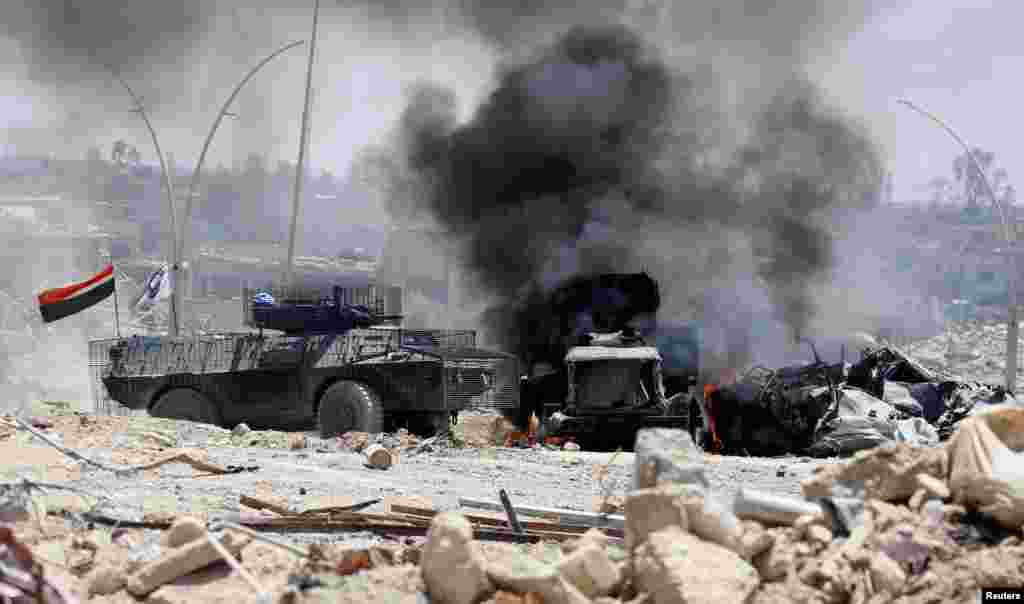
37,264 -> 115,323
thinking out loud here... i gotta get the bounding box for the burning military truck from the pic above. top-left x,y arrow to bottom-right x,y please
513,272 -> 708,447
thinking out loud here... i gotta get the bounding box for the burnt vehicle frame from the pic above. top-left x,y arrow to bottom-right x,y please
537,336 -> 706,447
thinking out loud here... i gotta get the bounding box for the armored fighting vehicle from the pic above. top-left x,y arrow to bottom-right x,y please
90,284 -> 520,437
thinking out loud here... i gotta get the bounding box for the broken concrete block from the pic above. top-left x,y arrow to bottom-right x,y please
125,530 -> 250,596
738,525 -> 774,561
421,513 -> 493,604
804,525 -> 833,546
633,428 -> 707,490
681,491 -> 744,554
800,443 -> 947,502
754,532 -> 814,582
624,485 -> 691,550
624,483 -> 743,555
915,473 -> 950,500
85,563 -> 125,596
160,516 -> 206,548
869,552 -> 906,595
557,542 -> 621,598
633,525 -> 759,604
562,527 -> 610,554
487,549 -> 589,604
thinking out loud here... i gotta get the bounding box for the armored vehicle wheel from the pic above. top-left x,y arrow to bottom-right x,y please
150,388 -> 222,426
318,380 -> 383,438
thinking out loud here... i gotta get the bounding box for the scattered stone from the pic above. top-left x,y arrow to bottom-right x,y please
562,528 -> 610,554
738,525 -> 774,561
126,530 -> 250,596
557,541 -> 621,598
623,485 -> 691,549
487,548 -> 589,604
908,488 -> 928,513
421,513 -> 493,604
160,516 -> 206,548
869,552 -> 906,595
231,423 -> 251,438
804,525 -> 832,546
633,428 -> 708,490
85,563 -> 125,596
633,525 -> 759,604
801,443 -> 947,501
563,442 -> 581,452
915,472 -> 951,500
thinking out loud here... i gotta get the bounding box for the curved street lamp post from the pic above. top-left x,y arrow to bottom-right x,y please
175,40 -> 307,305
110,41 -> 304,336
898,99 -> 1019,390
158,39 -> 303,335
106,67 -> 181,335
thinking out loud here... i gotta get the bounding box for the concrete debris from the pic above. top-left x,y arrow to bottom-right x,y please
125,529 -> 251,596
800,442 -> 948,501
7,407 -> 1024,604
486,548 -> 590,604
421,513 -> 493,604
632,526 -> 760,604
160,516 -> 207,548
624,485 -> 691,549
946,414 -> 1024,530
632,428 -> 708,490
557,540 -> 621,598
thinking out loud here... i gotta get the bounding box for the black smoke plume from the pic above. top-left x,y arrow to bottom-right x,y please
387,20 -> 884,369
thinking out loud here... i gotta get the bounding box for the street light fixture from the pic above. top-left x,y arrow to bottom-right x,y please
898,98 -> 1020,390
171,39 -> 306,335
106,66 -> 181,335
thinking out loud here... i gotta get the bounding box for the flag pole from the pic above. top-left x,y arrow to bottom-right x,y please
112,265 -> 122,339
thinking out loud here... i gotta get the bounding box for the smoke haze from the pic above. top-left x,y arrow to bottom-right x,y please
1,1 -> 893,376
376,1 -> 886,370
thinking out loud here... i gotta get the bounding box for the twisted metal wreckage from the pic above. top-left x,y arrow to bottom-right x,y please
703,344 -> 1017,457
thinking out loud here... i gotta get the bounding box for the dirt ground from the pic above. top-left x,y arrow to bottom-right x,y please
1,410 -> 1021,604
0,412 -> 820,532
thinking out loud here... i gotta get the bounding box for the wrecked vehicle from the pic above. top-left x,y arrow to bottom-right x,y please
849,346 -> 1018,439
541,330 -> 701,447
89,284 -> 520,437
706,344 -> 1017,457
512,272 -> 704,447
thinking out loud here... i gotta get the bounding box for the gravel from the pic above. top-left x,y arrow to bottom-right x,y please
48,425 -> 825,550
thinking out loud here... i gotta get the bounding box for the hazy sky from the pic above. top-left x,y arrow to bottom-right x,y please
818,0 -> 1018,203
0,1 -> 1017,207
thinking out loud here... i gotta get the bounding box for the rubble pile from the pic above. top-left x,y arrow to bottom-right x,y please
906,319 -> 1024,385
710,344 -> 1020,457
2,423 -> 1020,604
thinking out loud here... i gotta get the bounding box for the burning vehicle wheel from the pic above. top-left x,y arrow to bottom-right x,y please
318,380 -> 383,438
150,388 -> 222,427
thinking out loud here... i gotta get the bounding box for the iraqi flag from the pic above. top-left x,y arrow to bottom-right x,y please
37,264 -> 115,323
